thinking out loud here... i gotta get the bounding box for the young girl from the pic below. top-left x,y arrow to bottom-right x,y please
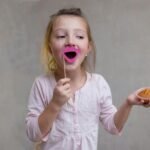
26,8 -> 150,150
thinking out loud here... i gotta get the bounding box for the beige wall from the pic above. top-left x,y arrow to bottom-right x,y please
0,0 -> 150,149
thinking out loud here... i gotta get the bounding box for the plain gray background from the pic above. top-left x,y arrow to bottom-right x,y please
0,0 -> 150,150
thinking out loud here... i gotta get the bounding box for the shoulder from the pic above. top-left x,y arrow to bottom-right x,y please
34,74 -> 50,82
86,73 -> 112,103
34,73 -> 54,83
33,73 -> 56,90
87,72 -> 111,92
30,74 -> 55,101
88,72 -> 108,85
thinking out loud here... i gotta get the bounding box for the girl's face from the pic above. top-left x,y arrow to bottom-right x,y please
50,15 -> 91,72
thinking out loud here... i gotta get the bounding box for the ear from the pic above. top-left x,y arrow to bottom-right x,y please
87,42 -> 92,53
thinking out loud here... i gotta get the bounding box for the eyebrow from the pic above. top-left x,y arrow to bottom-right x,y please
54,28 -> 87,33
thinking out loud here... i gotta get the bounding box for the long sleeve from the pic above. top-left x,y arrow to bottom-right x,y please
99,77 -> 121,135
25,77 -> 49,142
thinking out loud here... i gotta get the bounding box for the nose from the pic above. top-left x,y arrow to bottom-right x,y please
65,35 -> 75,47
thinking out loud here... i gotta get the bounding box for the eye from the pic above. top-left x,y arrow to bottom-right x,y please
77,36 -> 84,39
56,35 -> 66,39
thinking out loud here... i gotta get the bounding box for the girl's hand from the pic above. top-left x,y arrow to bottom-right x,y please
51,78 -> 73,108
127,90 -> 150,107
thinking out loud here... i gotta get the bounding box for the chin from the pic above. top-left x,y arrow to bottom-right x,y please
65,66 -> 77,72
65,64 -> 80,72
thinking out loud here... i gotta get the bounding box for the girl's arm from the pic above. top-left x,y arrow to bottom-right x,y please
114,100 -> 133,132
38,100 -> 61,137
38,78 -> 72,137
114,91 -> 149,132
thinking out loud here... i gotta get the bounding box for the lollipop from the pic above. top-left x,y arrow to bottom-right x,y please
62,46 -> 81,77
62,46 -> 80,63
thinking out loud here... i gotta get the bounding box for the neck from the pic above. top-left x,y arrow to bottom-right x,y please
55,67 -> 84,79
55,68 -> 87,91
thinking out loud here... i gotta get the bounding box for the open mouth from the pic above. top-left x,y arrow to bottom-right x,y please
65,51 -> 77,59
62,46 -> 80,63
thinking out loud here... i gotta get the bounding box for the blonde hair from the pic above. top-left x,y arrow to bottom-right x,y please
41,8 -> 96,73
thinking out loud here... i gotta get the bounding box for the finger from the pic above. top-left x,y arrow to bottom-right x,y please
137,98 -> 144,105
143,104 -> 150,108
143,100 -> 150,107
63,83 -> 71,90
62,89 -> 72,100
67,90 -> 73,99
57,78 -> 71,86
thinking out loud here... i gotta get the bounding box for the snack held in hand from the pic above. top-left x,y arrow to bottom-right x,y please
137,88 -> 150,103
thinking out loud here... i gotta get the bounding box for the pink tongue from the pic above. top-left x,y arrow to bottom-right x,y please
63,46 -> 80,63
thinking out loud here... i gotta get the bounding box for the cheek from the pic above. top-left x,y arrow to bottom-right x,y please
52,50 -> 62,60
81,42 -> 90,53
50,38 -> 64,50
51,43 -> 63,56
51,48 -> 64,64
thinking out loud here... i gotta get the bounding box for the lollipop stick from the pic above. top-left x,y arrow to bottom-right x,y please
63,55 -> 66,78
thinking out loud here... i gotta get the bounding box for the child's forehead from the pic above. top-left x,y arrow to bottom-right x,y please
55,15 -> 85,22
53,15 -> 87,31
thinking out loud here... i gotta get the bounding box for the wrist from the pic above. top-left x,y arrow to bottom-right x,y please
49,100 -> 61,113
126,98 -> 133,107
